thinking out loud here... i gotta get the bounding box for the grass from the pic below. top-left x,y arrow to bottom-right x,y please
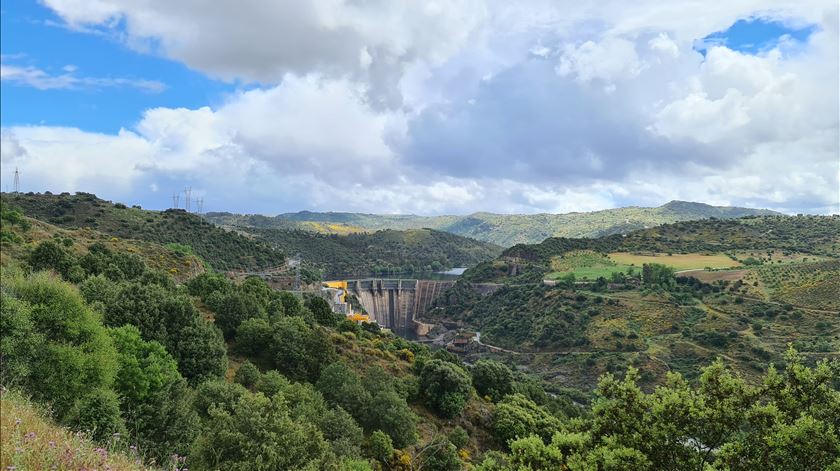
545,250 -> 741,280
546,250 -> 635,280
0,389 -> 155,471
608,252 -> 740,271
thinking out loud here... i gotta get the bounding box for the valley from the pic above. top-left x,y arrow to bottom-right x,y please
2,192 -> 838,470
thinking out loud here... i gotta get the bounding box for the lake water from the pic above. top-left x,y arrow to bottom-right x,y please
324,268 -> 466,282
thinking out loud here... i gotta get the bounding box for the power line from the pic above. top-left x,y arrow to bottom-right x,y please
184,187 -> 192,212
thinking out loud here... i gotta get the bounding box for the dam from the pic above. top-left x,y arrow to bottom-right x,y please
336,279 -> 501,337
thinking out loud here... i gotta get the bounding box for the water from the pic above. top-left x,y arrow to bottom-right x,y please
324,268 -> 466,282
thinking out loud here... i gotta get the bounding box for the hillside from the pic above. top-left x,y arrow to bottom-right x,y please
207,200 -> 782,246
2,195 -> 837,470
1,390 -> 154,471
3,192 -> 285,271
426,215 -> 840,391
232,226 -> 502,278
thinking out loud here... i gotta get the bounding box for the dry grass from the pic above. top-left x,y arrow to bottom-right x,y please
608,252 -> 740,271
0,389 -> 156,471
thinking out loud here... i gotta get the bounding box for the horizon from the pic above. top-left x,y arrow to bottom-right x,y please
2,1 -> 839,216
2,190 -> 813,217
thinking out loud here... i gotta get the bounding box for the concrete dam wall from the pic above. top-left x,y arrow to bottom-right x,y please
349,279 -> 500,336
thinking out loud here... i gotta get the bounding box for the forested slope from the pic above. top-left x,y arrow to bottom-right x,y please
2,197 -> 837,470
4,192 -> 285,271
245,226 -> 502,277
209,200 -> 782,246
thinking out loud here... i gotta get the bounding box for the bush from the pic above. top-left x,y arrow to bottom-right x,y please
1,271 -> 117,421
64,388 -> 126,442
368,430 -> 394,462
449,426 -> 470,449
234,361 -> 261,389
472,360 -> 514,401
420,359 -> 472,418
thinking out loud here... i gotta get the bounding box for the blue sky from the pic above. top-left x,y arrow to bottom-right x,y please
1,1 -> 235,132
1,1 -> 837,215
697,17 -> 818,56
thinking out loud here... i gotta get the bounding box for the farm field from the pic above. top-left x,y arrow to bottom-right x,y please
608,252 -> 740,271
757,260 -> 840,311
546,250 -> 634,280
546,250 -> 742,280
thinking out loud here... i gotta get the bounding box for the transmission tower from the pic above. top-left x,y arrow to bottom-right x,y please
13,168 -> 20,194
196,198 -> 204,215
172,192 -> 180,209
184,187 -> 192,212
289,254 -> 302,292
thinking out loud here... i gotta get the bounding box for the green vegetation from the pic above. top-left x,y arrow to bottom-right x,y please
5,192 -> 285,271
757,259 -> 840,311
546,250 -> 632,280
1,390 -> 154,471
1,194 -> 838,470
231,226 -> 502,277
610,251 -> 740,270
208,200 -> 780,246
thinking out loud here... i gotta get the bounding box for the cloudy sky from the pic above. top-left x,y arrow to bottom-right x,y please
1,1 -> 838,215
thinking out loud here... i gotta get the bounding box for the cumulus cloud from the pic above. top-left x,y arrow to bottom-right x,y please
2,0 -> 837,215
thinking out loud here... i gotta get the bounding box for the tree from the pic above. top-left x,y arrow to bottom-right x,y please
449,426 -> 469,449
316,362 -> 370,420
29,240 -> 73,277
234,361 -> 261,389
472,359 -> 514,401
317,407 -> 364,459
368,430 -> 394,463
235,317 -> 273,356
212,291 -> 266,338
64,387 -> 126,442
419,437 -> 462,471
307,296 -> 340,327
186,272 -> 232,299
508,435 -> 564,470
190,392 -> 334,471
278,291 -> 303,317
492,394 -> 562,446
110,325 -> 198,462
171,319 -> 227,384
641,263 -> 675,289
419,359 -> 472,418
1,271 -> 117,421
98,281 -> 225,383
366,390 -> 418,449
271,317 -> 336,382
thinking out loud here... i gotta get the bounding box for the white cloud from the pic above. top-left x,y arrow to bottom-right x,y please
1,60 -> 165,92
2,0 -> 837,215
557,37 -> 644,83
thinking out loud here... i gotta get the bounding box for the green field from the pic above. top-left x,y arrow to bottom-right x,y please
546,250 -> 741,280
546,250 -> 634,280
608,252 -> 740,271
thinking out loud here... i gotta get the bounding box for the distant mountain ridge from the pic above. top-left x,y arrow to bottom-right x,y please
206,201 -> 782,247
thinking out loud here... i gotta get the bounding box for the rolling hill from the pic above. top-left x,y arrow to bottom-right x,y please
206,200 -> 782,246
245,226 -> 502,278
426,214 -> 840,391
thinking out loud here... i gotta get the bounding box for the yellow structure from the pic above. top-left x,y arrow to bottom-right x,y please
322,280 -> 371,323
323,280 -> 348,303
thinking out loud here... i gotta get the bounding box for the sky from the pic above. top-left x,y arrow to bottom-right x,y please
1,1 -> 838,216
